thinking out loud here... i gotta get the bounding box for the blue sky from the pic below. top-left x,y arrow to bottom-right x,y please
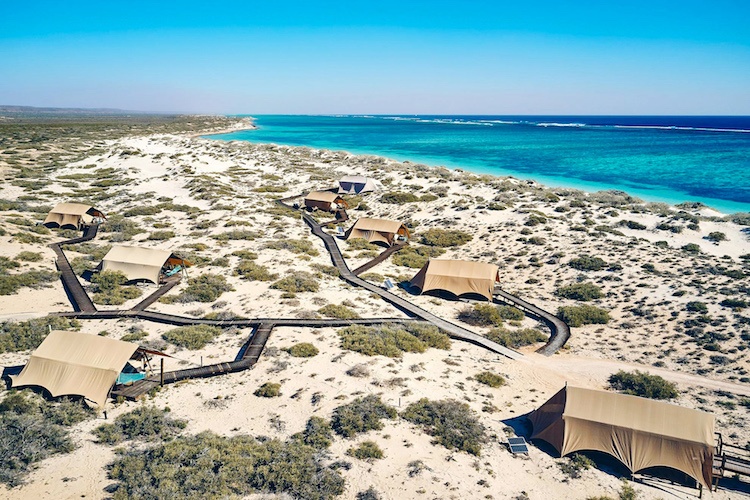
1,1 -> 748,114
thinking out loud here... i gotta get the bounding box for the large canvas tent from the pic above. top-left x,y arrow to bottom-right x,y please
10,330 -> 138,407
528,386 -> 715,488
304,191 -> 349,212
346,217 -> 409,246
43,202 -> 106,229
338,175 -> 377,194
410,259 -> 499,301
100,245 -> 191,284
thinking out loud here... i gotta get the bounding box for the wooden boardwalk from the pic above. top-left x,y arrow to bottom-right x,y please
351,243 -> 408,276
493,288 -> 571,356
50,225 -> 99,313
131,277 -> 181,311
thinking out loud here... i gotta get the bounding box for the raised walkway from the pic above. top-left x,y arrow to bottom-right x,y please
50,224 -> 99,313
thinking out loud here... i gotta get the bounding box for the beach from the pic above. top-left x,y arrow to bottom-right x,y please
0,116 -> 749,499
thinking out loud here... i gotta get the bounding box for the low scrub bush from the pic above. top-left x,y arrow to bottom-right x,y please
619,220 -> 647,230
0,270 -> 59,295
264,239 -> 319,256
0,390 -> 94,486
347,238 -> 376,250
271,272 -> 320,294
284,342 -> 319,358
162,325 -> 222,349
15,251 -> 42,262
474,371 -> 506,388
568,255 -> 608,271
106,431 -> 345,499
331,395 -> 396,438
391,245 -> 445,268
0,316 -> 80,353
557,305 -> 610,327
401,399 -> 486,455
486,327 -> 546,348
559,453 -> 595,479
380,192 -> 420,204
555,283 -> 604,301
211,229 -> 260,241
234,260 -> 278,281
419,228 -> 472,247
164,273 -> 234,303
291,416 -> 332,449
338,323 -> 450,357
458,303 -> 503,326
147,230 -> 175,240
254,382 -> 282,398
682,243 -> 701,254
686,301 -> 708,313
93,406 -> 187,445
319,303 -> 360,319
608,370 -> 678,400
347,441 -> 384,461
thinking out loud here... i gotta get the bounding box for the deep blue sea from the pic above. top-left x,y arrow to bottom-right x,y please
207,115 -> 750,214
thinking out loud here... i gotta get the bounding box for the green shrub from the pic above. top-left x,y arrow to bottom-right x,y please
347,238 -> 376,250
686,301 -> 708,313
720,298 -> 747,309
555,283 -> 604,301
380,192 -> 420,204
264,239 -> 319,256
681,243 -> 701,254
284,342 -> 319,358
291,416 -> 332,449
0,270 -> 59,295
106,431 -> 345,499
608,370 -> 678,399
458,303 -> 503,326
310,263 -> 340,277
162,325 -> 222,349
124,205 -> 162,217
337,323 -> 450,358
391,245 -> 445,268
271,272 -> 320,293
93,406 -> 187,445
165,273 -> 234,303
147,230 -> 175,240
419,228 -> 472,247
474,371 -> 505,387
559,453 -> 595,479
496,305 -> 525,321
568,255 -> 608,271
619,220 -> 647,230
319,303 -> 360,319
486,327 -> 546,348
15,251 -> 42,262
557,305 -> 610,327
255,382 -> 282,398
211,229 -> 261,241
706,231 -> 727,243
331,395 -> 396,438
0,391 -> 94,486
234,260 -> 278,281
347,441 -> 384,460
0,257 -> 20,272
406,322 -> 451,350
120,330 -> 148,342
91,271 -> 142,304
0,316 -> 80,353
401,399 -> 486,455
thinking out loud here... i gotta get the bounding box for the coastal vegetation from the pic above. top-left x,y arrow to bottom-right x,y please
401,399 -> 486,455
608,371 -> 679,400
337,323 -> 450,357
93,406 -> 187,444
557,305 -> 610,327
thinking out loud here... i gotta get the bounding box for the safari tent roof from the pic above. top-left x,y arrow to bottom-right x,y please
101,245 -> 190,284
338,175 -> 377,194
43,203 -> 105,228
346,217 -> 409,246
528,386 -> 715,488
10,330 -> 138,407
305,191 -> 342,203
410,259 -> 499,301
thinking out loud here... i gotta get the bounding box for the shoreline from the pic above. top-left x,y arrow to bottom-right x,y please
204,130 -> 748,215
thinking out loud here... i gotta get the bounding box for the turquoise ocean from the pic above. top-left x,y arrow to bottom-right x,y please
207,115 -> 750,214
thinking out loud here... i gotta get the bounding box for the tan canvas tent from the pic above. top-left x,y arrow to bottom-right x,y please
410,259 -> 499,301
528,386 -> 715,488
100,245 -> 191,283
10,330 -> 138,407
338,175 -> 377,194
43,203 -> 106,229
346,217 -> 409,246
304,191 -> 349,211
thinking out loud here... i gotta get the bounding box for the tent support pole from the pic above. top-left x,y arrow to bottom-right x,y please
160,358 -> 164,386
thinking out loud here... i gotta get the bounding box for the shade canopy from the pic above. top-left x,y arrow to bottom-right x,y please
10,330 -> 138,407
346,217 -> 409,246
338,175 -> 377,194
528,386 -> 715,488
43,203 -> 105,229
410,259 -> 499,301
304,191 -> 348,211
100,245 -> 190,283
